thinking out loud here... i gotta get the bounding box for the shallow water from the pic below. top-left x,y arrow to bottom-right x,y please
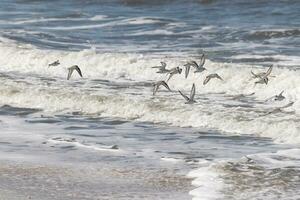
0,106 -> 299,199
0,0 -> 300,199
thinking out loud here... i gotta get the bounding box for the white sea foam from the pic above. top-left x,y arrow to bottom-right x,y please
160,157 -> 184,163
89,15 -> 108,21
0,38 -> 300,144
188,149 -> 300,200
0,17 -> 85,25
41,17 -> 168,31
188,161 -> 224,200
48,137 -> 122,153
124,17 -> 163,25
128,29 -> 175,36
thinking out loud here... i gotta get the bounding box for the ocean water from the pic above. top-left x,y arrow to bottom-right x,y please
0,0 -> 300,199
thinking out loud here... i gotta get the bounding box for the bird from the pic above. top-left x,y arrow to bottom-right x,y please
254,76 -> 268,85
184,54 -> 206,78
264,101 -> 294,116
265,91 -> 285,102
274,91 -> 285,101
203,73 -> 223,85
251,65 -> 273,79
67,65 -> 83,80
153,81 -> 172,95
167,67 -> 182,82
152,62 -> 170,74
178,83 -> 196,104
48,60 -> 60,67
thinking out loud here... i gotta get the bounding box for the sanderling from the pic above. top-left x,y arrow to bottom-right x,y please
178,83 -> 196,104
153,81 -> 172,95
203,73 -> 223,85
67,65 -> 83,80
48,60 -> 60,67
152,62 -> 170,74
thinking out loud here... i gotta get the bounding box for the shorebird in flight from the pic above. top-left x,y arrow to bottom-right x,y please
251,65 -> 273,79
167,67 -> 182,82
255,76 -> 269,85
152,62 -> 170,74
67,65 -> 83,80
184,54 -> 206,78
153,81 -> 171,95
274,91 -> 285,101
265,91 -> 285,102
263,101 -> 294,116
178,83 -> 196,104
203,73 -> 223,85
48,60 -> 60,67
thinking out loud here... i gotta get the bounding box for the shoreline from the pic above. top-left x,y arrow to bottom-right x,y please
0,159 -> 192,200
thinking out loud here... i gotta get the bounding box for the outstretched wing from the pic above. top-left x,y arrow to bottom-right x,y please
265,95 -> 275,102
153,84 -> 159,95
67,68 -> 73,80
190,61 -> 199,69
280,102 -> 294,109
74,66 -> 83,77
265,65 -> 273,77
216,74 -> 223,81
279,90 -> 284,96
178,90 -> 190,101
190,83 -> 196,100
198,54 -> 205,68
203,76 -> 211,85
185,65 -> 190,79
251,71 -> 259,78
166,73 -> 174,82
161,81 -> 171,91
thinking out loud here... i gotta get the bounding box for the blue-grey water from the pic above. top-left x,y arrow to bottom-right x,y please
0,1 -> 300,199
1,0 -> 300,65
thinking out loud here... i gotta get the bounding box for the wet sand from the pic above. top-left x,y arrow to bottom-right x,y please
0,160 -> 192,200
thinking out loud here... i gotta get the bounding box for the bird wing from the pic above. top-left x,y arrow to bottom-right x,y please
251,71 -> 259,78
265,95 -> 275,102
265,65 -> 273,77
185,65 -> 190,79
152,66 -> 160,69
178,90 -> 190,101
246,92 -> 255,96
190,61 -> 199,69
153,84 -> 159,95
74,66 -> 83,77
279,90 -> 284,96
280,102 -> 294,109
199,54 -> 205,68
166,73 -> 174,82
203,76 -> 211,85
161,81 -> 171,91
216,74 -> 223,81
67,68 -> 73,80
190,83 -> 196,100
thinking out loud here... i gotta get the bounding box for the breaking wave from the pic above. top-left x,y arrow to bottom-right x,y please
0,38 -> 300,144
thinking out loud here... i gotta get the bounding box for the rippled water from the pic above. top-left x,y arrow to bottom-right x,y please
1,0 -> 299,65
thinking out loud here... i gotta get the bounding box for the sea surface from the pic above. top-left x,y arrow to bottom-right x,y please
0,0 -> 300,199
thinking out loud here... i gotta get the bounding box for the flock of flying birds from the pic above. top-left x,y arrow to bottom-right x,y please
150,54 -> 294,114
48,54 -> 293,113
